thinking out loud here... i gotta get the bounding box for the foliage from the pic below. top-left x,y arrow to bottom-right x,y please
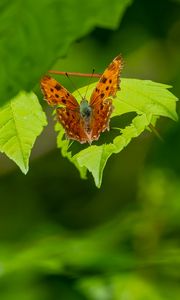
0,91 -> 47,173
0,0 -> 136,184
56,79 -> 178,187
0,0 -> 132,104
0,0 -> 178,187
0,79 -> 178,185
0,0 -> 180,299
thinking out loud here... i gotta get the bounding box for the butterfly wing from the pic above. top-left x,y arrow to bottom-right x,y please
90,55 -> 123,106
41,75 -> 79,110
90,98 -> 113,141
41,55 -> 123,144
56,108 -> 90,144
89,55 -> 123,141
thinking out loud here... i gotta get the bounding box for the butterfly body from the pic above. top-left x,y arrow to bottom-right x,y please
80,98 -> 92,119
41,55 -> 123,144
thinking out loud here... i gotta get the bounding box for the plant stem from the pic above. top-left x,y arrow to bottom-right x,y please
48,70 -> 101,78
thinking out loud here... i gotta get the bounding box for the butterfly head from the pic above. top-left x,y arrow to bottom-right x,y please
80,98 -> 92,119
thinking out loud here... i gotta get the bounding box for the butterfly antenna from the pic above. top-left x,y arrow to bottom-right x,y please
65,72 -> 83,100
84,69 -> 95,99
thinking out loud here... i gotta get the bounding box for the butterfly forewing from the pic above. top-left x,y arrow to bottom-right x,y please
41,75 -> 79,110
90,55 -> 123,107
89,55 -> 123,141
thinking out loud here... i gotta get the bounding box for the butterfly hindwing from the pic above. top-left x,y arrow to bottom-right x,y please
90,98 -> 113,141
56,108 -> 89,144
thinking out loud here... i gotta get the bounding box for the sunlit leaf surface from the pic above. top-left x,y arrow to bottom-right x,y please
57,78 -> 178,187
0,91 -> 47,173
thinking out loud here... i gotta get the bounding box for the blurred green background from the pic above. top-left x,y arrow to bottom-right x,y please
0,0 -> 180,299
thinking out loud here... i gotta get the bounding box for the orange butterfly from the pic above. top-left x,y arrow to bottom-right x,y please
40,55 -> 123,144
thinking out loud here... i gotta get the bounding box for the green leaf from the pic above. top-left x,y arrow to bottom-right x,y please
114,79 -> 178,121
57,78 -> 178,187
0,0 -> 133,104
75,144 -> 115,187
0,91 -> 47,173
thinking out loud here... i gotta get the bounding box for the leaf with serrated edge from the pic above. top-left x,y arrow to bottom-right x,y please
114,79 -> 178,121
0,91 -> 47,173
57,78 -> 178,187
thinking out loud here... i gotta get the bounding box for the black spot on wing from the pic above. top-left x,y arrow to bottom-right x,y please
100,76 -> 107,83
100,93 -> 105,98
55,84 -> 61,90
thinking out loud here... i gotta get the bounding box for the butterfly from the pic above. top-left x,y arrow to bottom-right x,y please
40,55 -> 123,144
